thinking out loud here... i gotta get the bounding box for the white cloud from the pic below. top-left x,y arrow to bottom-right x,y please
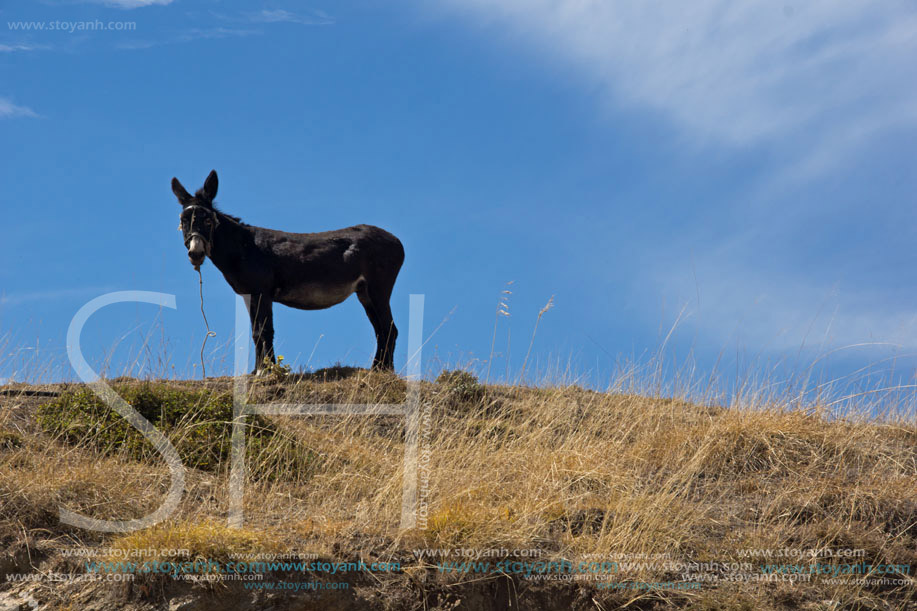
121,8 -> 335,49
95,0 -> 173,8
118,27 -> 260,49
434,0 -> 917,163
0,44 -> 41,52
0,97 -> 37,119
247,9 -> 334,26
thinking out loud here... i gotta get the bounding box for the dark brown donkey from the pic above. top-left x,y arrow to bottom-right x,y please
172,170 -> 404,372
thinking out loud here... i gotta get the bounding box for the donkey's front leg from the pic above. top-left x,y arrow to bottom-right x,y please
248,294 -> 275,373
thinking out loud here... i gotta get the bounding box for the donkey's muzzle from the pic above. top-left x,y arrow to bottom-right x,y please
187,235 -> 207,267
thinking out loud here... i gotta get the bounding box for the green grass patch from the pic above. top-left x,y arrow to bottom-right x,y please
36,383 -> 317,480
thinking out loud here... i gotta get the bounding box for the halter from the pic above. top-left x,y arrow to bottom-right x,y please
181,204 -> 220,254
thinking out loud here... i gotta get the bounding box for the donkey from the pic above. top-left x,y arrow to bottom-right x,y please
172,170 -> 404,372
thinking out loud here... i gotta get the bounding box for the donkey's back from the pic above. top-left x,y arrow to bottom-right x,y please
256,224 -> 404,312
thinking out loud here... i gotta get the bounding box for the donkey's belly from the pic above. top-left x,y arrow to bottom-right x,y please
274,279 -> 362,311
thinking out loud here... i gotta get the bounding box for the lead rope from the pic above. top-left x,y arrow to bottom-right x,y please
197,268 -> 216,379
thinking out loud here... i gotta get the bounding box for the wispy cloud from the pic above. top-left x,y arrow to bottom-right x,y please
0,44 -> 46,52
434,0 -> 917,171
0,97 -> 37,119
91,0 -> 173,8
119,7 -> 334,49
247,9 -> 334,26
118,27 -> 261,49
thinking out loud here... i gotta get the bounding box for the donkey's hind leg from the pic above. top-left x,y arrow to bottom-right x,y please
356,282 -> 397,371
374,300 -> 397,371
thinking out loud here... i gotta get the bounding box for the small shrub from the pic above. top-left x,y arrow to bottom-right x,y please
0,429 -> 23,450
262,355 -> 292,381
435,370 -> 485,406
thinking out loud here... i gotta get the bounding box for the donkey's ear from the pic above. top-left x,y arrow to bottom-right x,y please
171,177 -> 193,205
201,170 -> 218,202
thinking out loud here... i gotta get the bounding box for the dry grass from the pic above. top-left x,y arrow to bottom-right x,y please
1,367 -> 916,609
107,520 -> 280,564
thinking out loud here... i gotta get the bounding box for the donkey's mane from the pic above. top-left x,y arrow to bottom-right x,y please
215,207 -> 245,225
193,190 -> 246,225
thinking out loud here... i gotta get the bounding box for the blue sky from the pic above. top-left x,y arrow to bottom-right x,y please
2,0 -> 917,410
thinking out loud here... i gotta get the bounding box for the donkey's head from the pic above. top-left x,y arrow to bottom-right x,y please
171,170 -> 219,270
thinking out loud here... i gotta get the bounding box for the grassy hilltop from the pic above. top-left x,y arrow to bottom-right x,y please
0,368 -> 915,610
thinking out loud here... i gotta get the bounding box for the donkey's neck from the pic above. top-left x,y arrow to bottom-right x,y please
208,211 -> 253,272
